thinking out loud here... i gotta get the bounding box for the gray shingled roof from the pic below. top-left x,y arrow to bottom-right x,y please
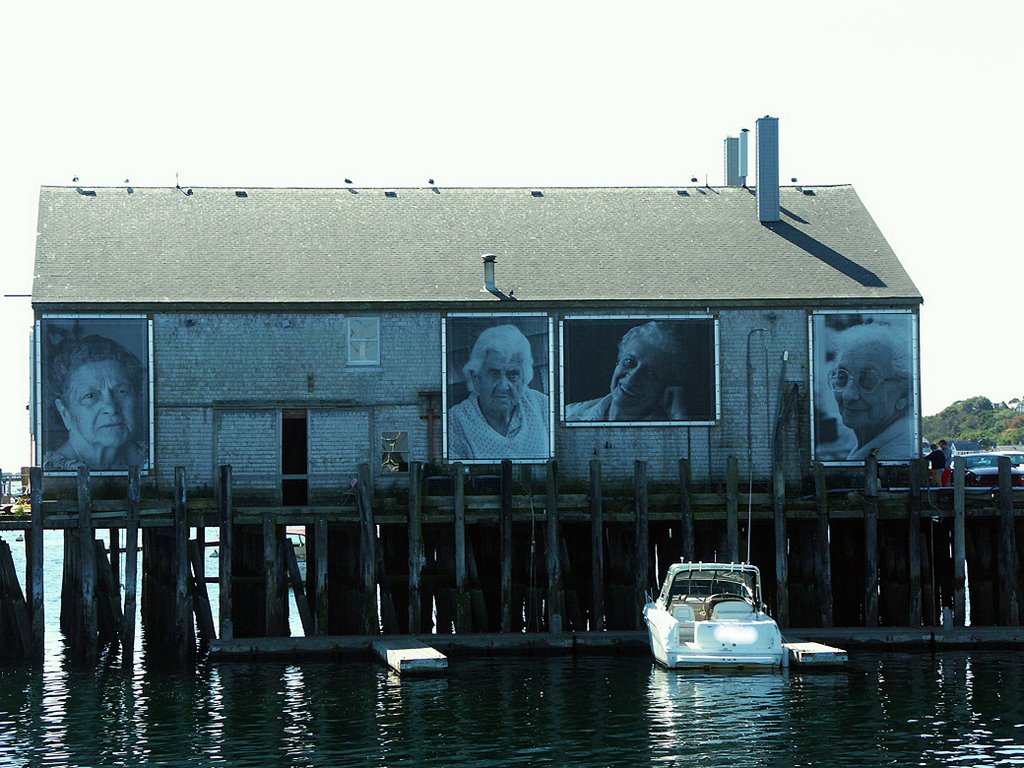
32,184 -> 921,307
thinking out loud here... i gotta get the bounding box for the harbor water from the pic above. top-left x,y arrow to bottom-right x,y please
3,532 -> 1024,767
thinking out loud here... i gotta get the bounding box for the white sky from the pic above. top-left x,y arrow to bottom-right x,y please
2,1 -> 1021,472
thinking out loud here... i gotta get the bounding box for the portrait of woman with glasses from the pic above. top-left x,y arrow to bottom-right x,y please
813,313 -> 917,462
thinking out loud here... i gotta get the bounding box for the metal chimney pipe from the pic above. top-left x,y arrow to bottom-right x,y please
739,128 -> 749,185
481,253 -> 497,293
724,136 -> 741,186
756,116 -> 780,223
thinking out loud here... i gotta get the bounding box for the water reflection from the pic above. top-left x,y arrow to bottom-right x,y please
4,655 -> 1024,767
4,525 -> 1024,767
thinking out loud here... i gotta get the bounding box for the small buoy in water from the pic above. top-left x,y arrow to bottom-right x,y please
16,534 -> 24,542
210,549 -> 219,558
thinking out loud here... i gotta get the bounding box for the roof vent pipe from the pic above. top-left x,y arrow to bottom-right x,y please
724,136 -> 741,186
481,253 -> 497,293
739,128 -> 749,183
757,116 -> 780,223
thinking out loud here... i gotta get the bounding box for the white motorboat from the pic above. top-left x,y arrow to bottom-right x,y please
643,561 -> 784,669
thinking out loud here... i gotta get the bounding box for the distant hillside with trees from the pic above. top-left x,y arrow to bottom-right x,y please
923,396 -> 1024,449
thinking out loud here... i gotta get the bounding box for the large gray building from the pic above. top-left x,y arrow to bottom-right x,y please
30,122 -> 922,501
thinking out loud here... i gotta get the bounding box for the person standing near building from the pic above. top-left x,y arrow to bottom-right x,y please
939,439 -> 952,486
926,443 -> 945,486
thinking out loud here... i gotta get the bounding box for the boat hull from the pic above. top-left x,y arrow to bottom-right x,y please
644,602 -> 784,669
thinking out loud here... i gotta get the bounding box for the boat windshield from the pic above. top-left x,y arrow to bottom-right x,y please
666,569 -> 756,602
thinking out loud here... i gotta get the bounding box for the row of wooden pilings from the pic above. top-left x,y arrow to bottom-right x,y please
1,454 -> 1021,667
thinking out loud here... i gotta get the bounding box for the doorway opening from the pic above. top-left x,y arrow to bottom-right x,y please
282,409 -> 308,505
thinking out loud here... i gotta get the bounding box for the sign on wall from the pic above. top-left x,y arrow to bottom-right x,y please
560,316 -> 719,426
810,310 -> 919,464
443,313 -> 554,464
36,316 -> 153,475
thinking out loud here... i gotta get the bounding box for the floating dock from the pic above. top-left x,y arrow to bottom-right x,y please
371,638 -> 447,675
784,641 -> 848,666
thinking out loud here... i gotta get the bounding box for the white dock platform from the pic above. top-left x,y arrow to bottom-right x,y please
371,638 -> 448,675
785,641 -> 848,666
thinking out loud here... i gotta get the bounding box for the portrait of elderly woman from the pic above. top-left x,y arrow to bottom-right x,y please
813,314 -> 917,462
563,318 -> 716,424
446,319 -> 551,462
43,332 -> 149,472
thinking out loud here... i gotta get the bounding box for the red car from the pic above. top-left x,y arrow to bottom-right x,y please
950,452 -> 1024,488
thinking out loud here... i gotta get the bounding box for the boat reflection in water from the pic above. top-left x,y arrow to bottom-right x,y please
646,663 -> 791,760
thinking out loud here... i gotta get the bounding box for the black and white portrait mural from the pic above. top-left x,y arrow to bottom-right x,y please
811,311 -> 919,463
561,316 -> 718,425
443,314 -> 553,463
37,316 -> 153,474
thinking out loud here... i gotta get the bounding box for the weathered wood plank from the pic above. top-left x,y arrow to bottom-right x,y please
358,463 -> 378,635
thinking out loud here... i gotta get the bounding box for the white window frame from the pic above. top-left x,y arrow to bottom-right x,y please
347,316 -> 381,366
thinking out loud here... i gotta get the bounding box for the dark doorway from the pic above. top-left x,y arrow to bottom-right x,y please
282,409 -> 308,505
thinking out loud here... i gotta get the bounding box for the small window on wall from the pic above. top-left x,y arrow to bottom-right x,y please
348,317 -> 380,365
381,431 -> 409,473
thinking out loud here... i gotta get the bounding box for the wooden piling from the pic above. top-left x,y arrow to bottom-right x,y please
174,467 -> 195,657
634,460 -> 649,630
0,540 -> 32,660
218,464 -> 234,641
863,454 -> 880,627
284,541 -> 313,636
953,458 -> 967,626
812,463 -> 833,627
590,458 -> 605,632
314,516 -> 328,635
500,459 -> 513,633
453,463 -> 469,632
94,538 -> 124,647
772,461 -> 789,628
262,518 -> 286,636
907,458 -> 924,626
998,456 -> 1020,626
188,540 -> 217,643
679,458 -> 694,562
358,462 -> 379,635
545,459 -> 564,633
726,455 -> 739,562
408,461 -> 423,633
78,468 -> 98,662
121,465 -> 139,664
29,467 -> 44,662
